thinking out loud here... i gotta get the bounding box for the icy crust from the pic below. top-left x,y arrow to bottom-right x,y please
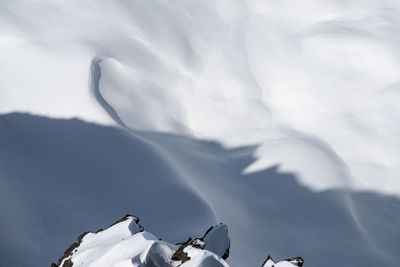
53,215 -> 231,267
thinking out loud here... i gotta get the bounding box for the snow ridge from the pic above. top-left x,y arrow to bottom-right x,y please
54,215 -> 231,267
53,215 -> 302,267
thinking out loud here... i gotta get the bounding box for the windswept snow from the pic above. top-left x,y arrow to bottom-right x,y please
1,0 -> 400,266
1,113 -> 400,267
1,0 -> 399,195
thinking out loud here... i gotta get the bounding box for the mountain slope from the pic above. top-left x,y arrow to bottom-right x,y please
1,114 -> 400,266
1,0 -> 400,266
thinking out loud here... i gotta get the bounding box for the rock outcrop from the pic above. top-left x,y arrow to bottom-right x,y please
261,255 -> 304,267
52,214 -> 303,267
52,215 -> 230,267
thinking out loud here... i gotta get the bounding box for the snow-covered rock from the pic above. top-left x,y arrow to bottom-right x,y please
53,215 -> 231,267
171,224 -> 230,266
262,255 -> 304,267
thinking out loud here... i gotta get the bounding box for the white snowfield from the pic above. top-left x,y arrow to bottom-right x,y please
1,0 -> 400,267
2,0 -> 400,195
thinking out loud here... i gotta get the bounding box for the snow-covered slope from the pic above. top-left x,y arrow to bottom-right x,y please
2,0 -> 400,195
1,113 -> 400,267
1,0 -> 400,266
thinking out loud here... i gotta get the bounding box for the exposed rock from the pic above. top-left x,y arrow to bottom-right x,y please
283,257 -> 304,266
171,238 -> 193,263
53,214 -> 303,267
170,223 -> 230,264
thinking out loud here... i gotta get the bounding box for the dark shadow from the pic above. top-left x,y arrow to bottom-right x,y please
0,113 -> 399,267
90,57 -> 128,129
0,113 -> 213,267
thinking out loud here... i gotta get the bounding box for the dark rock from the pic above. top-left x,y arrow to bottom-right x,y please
171,238 -> 192,263
171,223 -> 230,263
283,256 -> 304,266
63,259 -> 73,267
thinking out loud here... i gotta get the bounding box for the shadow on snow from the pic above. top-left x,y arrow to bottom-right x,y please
0,113 -> 399,267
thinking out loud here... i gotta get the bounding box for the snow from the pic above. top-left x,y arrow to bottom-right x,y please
181,247 -> 229,267
1,0 -> 400,266
58,215 -> 229,267
2,0 -> 399,195
2,113 -> 400,267
263,259 -> 298,267
262,256 -> 304,267
61,218 -> 164,267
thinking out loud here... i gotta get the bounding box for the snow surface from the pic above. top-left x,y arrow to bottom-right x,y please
262,256 -> 304,267
1,0 -> 400,266
58,216 -> 229,267
263,259 -> 298,267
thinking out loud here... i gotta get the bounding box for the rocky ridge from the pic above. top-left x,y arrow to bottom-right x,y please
52,215 -> 303,267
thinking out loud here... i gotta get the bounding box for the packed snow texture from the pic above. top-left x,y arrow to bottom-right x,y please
1,0 -> 400,267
